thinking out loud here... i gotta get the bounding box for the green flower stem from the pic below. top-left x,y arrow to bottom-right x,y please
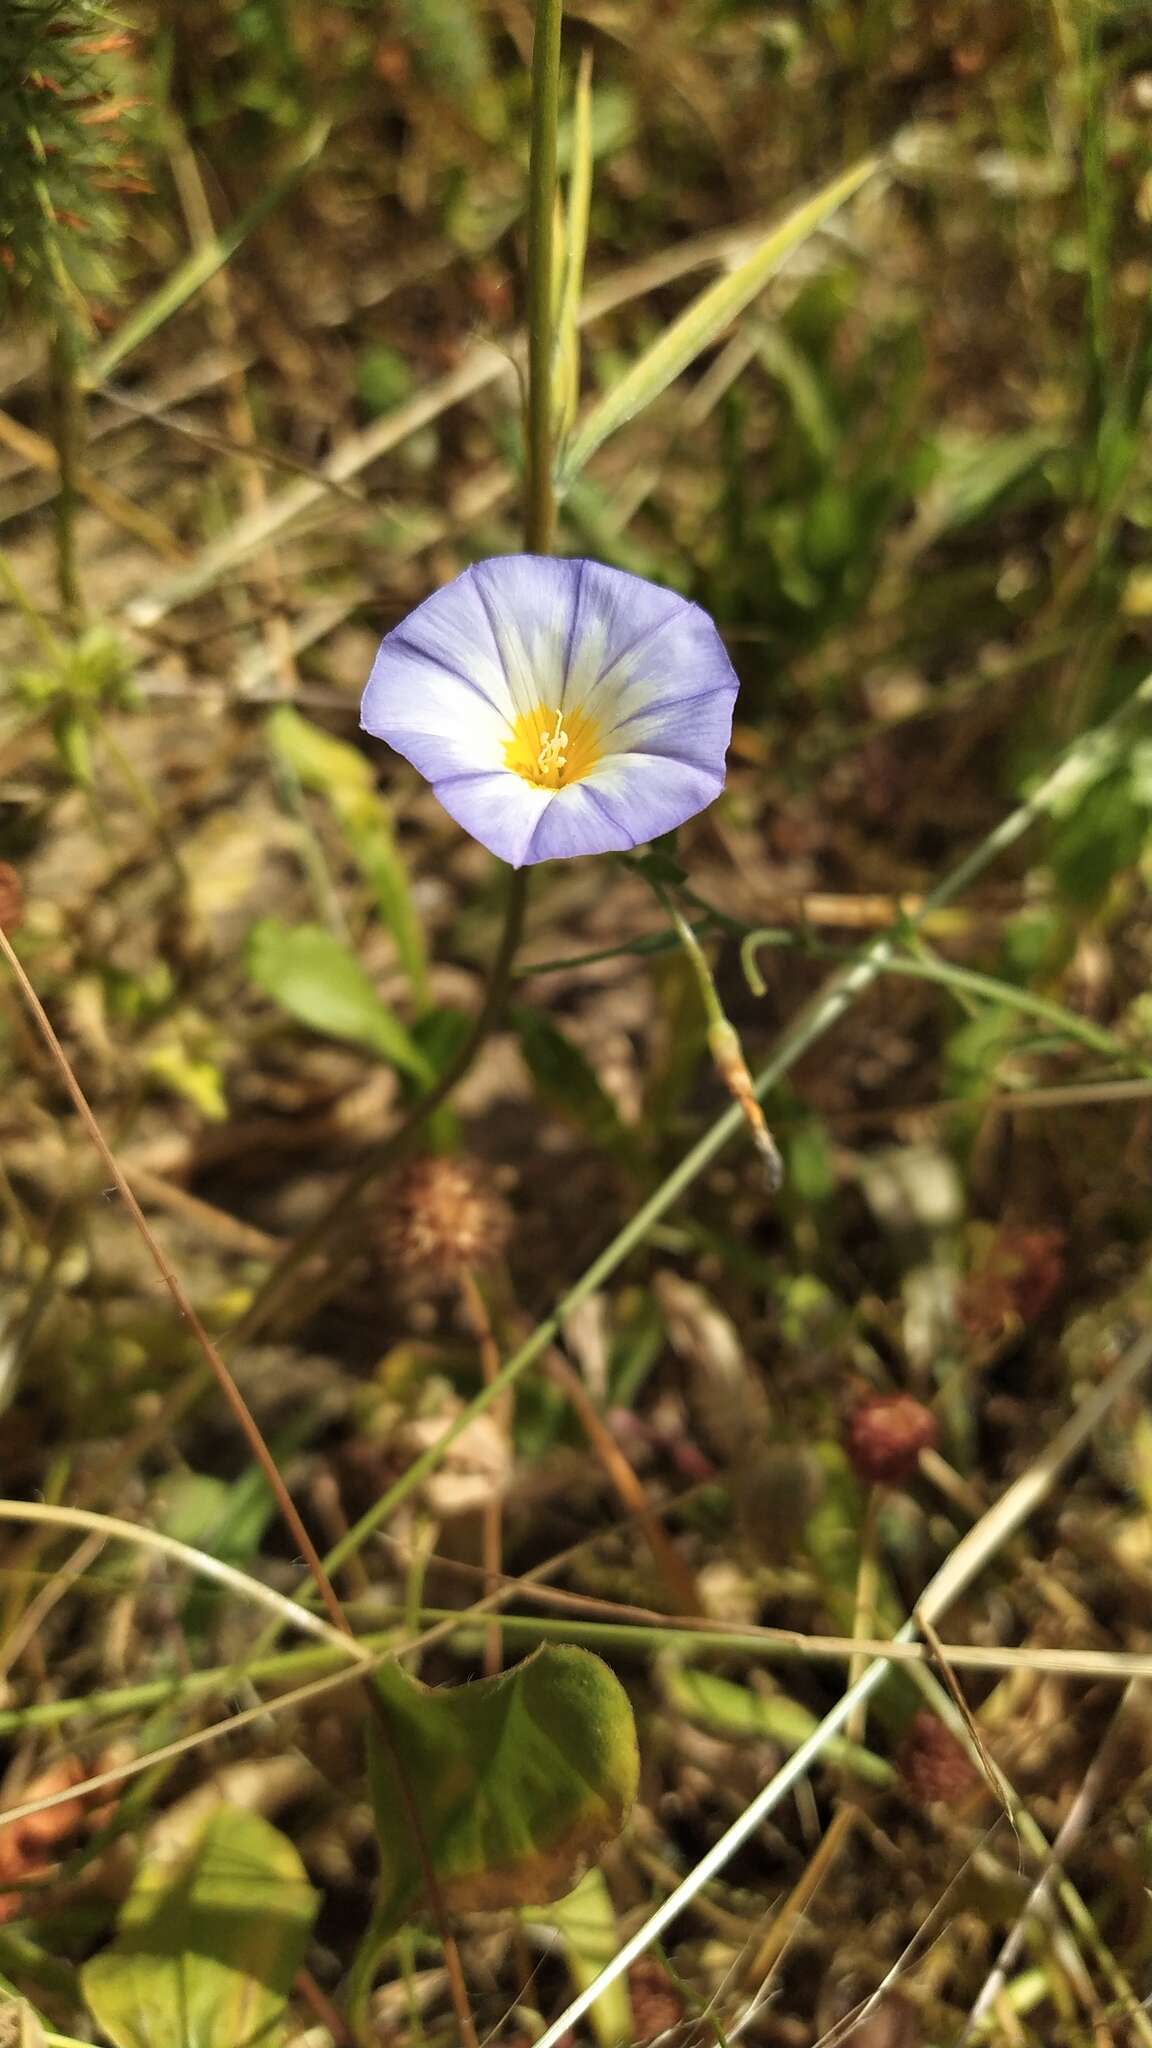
525,916 -> 1148,1079
526,0 -> 564,552
48,317 -> 84,627
741,929 -> 1151,1075
649,875 -> 783,1187
310,661 -> 1152,1588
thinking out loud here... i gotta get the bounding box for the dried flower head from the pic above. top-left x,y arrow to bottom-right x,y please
361,555 -> 739,866
379,1155 -> 510,1293
896,1710 -> 978,1805
959,1224 -> 1065,1339
845,1393 -> 937,1487
0,865 -> 23,933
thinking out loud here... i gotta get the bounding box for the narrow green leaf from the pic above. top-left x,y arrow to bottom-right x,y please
80,1809 -> 318,2048
524,1871 -> 632,2048
83,120 -> 330,388
512,1005 -> 633,1157
558,154 -> 880,485
661,1665 -> 894,1787
367,1646 -> 639,1938
267,709 -> 429,1008
554,50 -> 595,448
246,918 -> 432,1083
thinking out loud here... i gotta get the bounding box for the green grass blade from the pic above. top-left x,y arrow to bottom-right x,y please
82,118 -> 329,388
558,153 -> 881,487
554,50 -> 594,448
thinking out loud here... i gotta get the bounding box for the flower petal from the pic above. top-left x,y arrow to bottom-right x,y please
470,555 -> 577,718
576,752 -> 725,850
430,768 -> 555,868
360,554 -> 741,865
603,686 -> 737,771
361,640 -> 509,784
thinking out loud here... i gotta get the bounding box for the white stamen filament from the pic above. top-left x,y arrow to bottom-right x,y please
535,705 -> 569,776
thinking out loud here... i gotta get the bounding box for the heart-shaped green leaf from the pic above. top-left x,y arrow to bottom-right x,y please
80,1809 -> 318,2048
367,1646 -> 638,1936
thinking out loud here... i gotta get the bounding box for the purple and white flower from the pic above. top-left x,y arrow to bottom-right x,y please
360,555 -> 739,867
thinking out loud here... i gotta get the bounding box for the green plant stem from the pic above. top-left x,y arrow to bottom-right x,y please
741,930 -> 1150,1075
306,661 -> 1152,1587
48,319 -> 84,628
649,874 -> 782,1185
0,548 -> 62,664
7,1612 -> 1152,1745
526,0 -> 563,552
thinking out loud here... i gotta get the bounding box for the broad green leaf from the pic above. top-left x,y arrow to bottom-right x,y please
512,1005 -> 634,1158
661,1666 -> 893,1788
268,709 -> 429,1007
524,1870 -> 631,2048
559,154 -> 880,484
367,1646 -> 638,1937
81,1809 -> 318,2048
246,918 -> 432,1083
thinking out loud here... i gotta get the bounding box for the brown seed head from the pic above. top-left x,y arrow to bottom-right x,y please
845,1393 -> 937,1487
897,1710 -> 978,1805
379,1155 -> 510,1294
0,865 -> 22,933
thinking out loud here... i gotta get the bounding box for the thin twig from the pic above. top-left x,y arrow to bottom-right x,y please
457,1269 -> 509,1677
544,1350 -> 702,1613
0,1498 -> 357,1656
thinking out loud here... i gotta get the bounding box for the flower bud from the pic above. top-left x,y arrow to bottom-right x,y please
845,1393 -> 936,1487
378,1155 -> 510,1294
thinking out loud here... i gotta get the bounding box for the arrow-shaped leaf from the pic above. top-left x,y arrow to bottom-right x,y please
367,1645 -> 638,1938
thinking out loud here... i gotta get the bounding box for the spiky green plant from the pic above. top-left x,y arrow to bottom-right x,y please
1,2 -> 144,619
0,0 -> 140,325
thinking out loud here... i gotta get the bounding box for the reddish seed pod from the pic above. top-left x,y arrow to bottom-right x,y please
896,1710 -> 979,1805
845,1393 -> 937,1487
628,1958 -> 684,2044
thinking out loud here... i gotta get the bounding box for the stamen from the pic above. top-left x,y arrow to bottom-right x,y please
535,705 -> 570,777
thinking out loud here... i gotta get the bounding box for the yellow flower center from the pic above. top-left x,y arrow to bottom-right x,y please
504,701 -> 604,789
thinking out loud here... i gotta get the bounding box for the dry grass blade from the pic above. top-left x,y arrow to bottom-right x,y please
0,1500 -> 358,1655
